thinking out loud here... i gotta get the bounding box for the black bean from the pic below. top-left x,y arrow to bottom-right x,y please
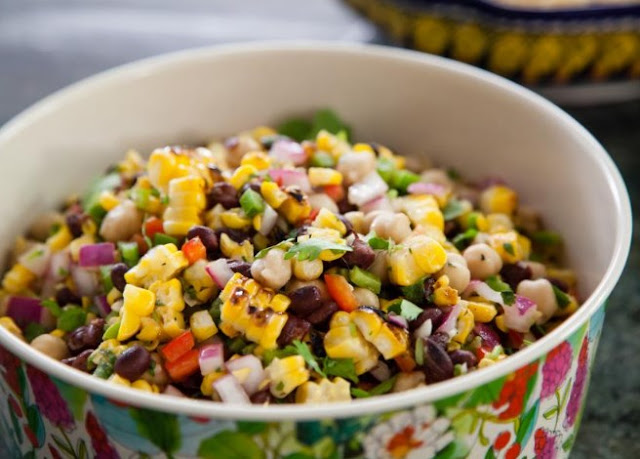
66,319 -> 105,355
226,259 -> 252,278
215,228 -> 250,243
187,225 -> 218,255
423,277 -> 437,301
113,345 -> 151,381
288,286 -> 323,317
277,316 -> 311,347
337,215 -> 354,235
65,212 -> 84,238
429,331 -> 451,349
240,181 -> 261,195
337,198 -> 355,214
547,277 -> 569,293
342,238 -> 375,269
449,349 -> 478,368
305,301 -> 339,327
444,220 -> 460,239
250,389 -> 274,404
309,330 -> 326,358
410,307 -> 444,332
500,262 -> 532,291
206,182 -> 239,210
55,286 -> 81,307
62,349 -> 93,372
110,263 -> 128,292
422,337 -> 454,383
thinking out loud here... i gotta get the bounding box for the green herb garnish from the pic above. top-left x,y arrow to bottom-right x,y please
57,306 -> 87,332
387,299 -> 423,321
485,275 -> 515,305
452,228 -> 478,251
292,340 -> 325,377
284,238 -> 352,262
442,199 -> 467,221
503,242 -> 515,256
254,239 -> 295,259
153,233 -> 178,246
24,322 -> 46,342
322,358 -> 358,384
277,119 -> 313,142
350,375 -> 398,398
367,236 -> 393,250
41,299 -> 61,317
400,278 -> 427,305
552,285 -> 571,309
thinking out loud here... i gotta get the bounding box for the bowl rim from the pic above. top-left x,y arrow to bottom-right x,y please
0,41 -> 632,421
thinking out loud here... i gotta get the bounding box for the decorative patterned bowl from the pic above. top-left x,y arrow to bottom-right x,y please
0,43 -> 631,459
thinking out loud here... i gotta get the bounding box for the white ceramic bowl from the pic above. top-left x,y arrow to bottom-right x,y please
0,43 -> 631,458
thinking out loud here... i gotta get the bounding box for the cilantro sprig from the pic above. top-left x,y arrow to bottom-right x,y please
485,275 -> 515,305
292,340 -> 325,376
284,239 -> 352,262
442,199 -> 467,221
322,357 -> 359,384
387,299 -> 423,321
350,375 -> 398,398
552,285 -> 571,309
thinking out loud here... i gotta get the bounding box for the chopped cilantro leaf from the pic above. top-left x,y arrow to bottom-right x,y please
552,285 -> 571,309
531,230 -> 563,246
387,299 -> 423,321
254,239 -> 294,259
350,375 -> 398,398
503,242 -> 515,256
400,278 -> 427,305
485,275 -> 515,305
292,340 -> 325,377
284,238 -> 352,262
41,299 -> 61,317
322,357 -> 358,384
367,236 -> 393,250
452,228 -> 478,251
442,199 -> 467,221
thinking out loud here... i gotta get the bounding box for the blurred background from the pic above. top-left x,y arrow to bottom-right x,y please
0,0 -> 638,457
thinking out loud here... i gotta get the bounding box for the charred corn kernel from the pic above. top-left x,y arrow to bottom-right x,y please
266,356 -> 310,398
136,317 -> 162,342
98,191 -> 120,211
489,231 -> 529,263
183,260 -> 217,303
241,151 -> 271,170
131,379 -> 155,392
453,308 -> 475,344
279,195 -> 311,224
147,148 -> 190,192
124,244 -> 188,288
228,165 -> 257,190
495,315 -> 508,333
387,247 -> 424,286
201,372 -> 225,396
296,377 -> 351,404
220,209 -> 252,230
2,264 -> 35,294
108,374 -> 131,386
406,235 -> 447,274
219,233 -> 254,262
480,185 -> 518,215
219,273 -> 289,349
351,307 -> 409,359
466,301 -> 497,323
433,275 -> 460,307
50,329 -> 66,339
486,213 -> 514,233
311,208 -> 347,235
308,167 -> 343,186
324,311 -> 379,374
0,317 -> 23,338
106,288 -> 122,305
46,225 -> 73,251
260,181 -> 288,209
292,258 -> 323,281
190,310 -> 218,342
156,306 -> 185,339
396,195 -> 444,231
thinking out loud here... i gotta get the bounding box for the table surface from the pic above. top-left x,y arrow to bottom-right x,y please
1,1 -> 638,457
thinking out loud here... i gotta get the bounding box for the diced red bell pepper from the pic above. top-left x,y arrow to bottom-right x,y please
144,217 -> 165,239
165,348 -> 200,381
323,185 -> 344,202
182,237 -> 206,264
394,351 -> 417,372
308,208 -> 320,222
508,330 -> 524,350
324,273 -> 359,312
161,330 -> 195,363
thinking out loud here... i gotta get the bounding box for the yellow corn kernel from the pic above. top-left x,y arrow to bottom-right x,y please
219,233 -> 254,262
453,308 -> 475,344
137,317 -> 162,342
495,314 -> 508,333
220,209 -> 252,230
147,149 -> 188,192
190,310 -> 218,342
109,374 -> 131,386
376,143 -> 405,169
260,181 -> 288,209
486,213 -> 514,233
308,167 -> 343,186
296,377 -> 351,404
81,219 -> 97,237
266,356 -> 310,398
546,268 -> 577,289
0,317 -> 23,338
2,264 -> 36,294
466,301 -> 497,323
119,149 -> 146,177
122,284 -> 155,317
324,312 -> 379,374
69,235 -> 95,262
183,260 -> 217,303
46,225 -> 73,252
50,329 -> 66,338
292,258 -> 323,281
351,308 -> 409,359
352,143 -> 374,153
396,195 -> 444,231
201,372 -> 225,396
241,151 -> 271,170
316,130 -> 336,153
387,247 -> 424,286
554,297 -> 579,317
149,279 -> 185,312
98,191 -> 120,211
406,235 -> 447,274
118,308 -> 141,342
156,305 -> 185,339
228,165 -> 257,190
131,379 -> 154,392
458,211 -> 489,232
480,185 -> 518,215
311,208 -> 347,235
106,288 -> 122,306
124,244 -> 188,288
269,294 -> 291,313
489,231 -> 528,263
279,196 -> 311,224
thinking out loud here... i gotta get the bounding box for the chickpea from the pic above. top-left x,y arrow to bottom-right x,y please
99,200 -> 142,242
522,261 -> 547,279
286,279 -> 330,301
369,250 -> 389,284
370,212 -> 412,243
31,334 -> 69,360
517,279 -> 557,323
392,371 -> 426,393
439,253 -> 470,292
307,193 -> 339,214
292,258 -> 323,281
337,150 -> 376,185
250,249 -> 292,290
353,288 -> 380,308
362,210 -> 389,232
463,243 -> 503,280
420,169 -> 454,188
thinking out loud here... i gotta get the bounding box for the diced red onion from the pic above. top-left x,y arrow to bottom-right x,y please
79,243 -> 116,267
259,204 -> 278,236
18,243 -> 51,277
414,318 -> 433,340
225,354 -> 266,396
503,295 -> 541,333
370,361 -> 391,382
212,374 -> 251,404
437,303 -> 462,336
199,343 -> 224,376
387,313 -> 408,330
473,323 -> 501,350
48,250 -> 71,282
94,296 -> 111,318
70,265 -> 99,297
463,280 -> 504,305
348,171 -> 389,207
269,168 -> 311,193
407,182 -> 447,197
360,195 -> 393,214
205,259 -> 234,289
163,385 -> 187,397
6,296 -> 43,327
269,140 -> 308,166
